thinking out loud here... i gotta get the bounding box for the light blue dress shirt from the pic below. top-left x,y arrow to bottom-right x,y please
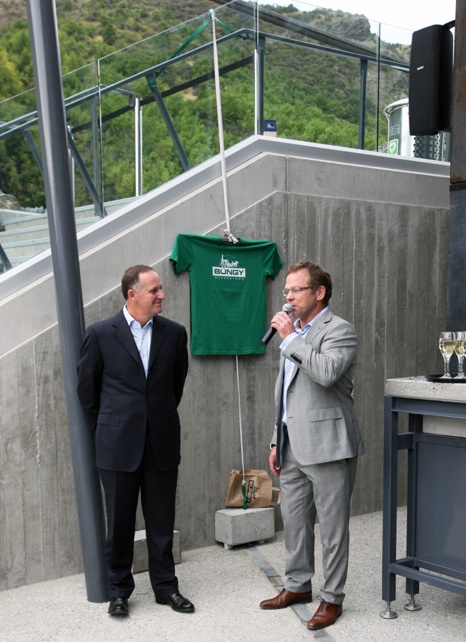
123,306 -> 153,377
280,306 -> 328,423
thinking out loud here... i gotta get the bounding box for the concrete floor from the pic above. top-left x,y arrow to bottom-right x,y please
1,509 -> 465,642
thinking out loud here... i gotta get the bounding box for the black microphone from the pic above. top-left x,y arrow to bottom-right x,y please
261,303 -> 293,345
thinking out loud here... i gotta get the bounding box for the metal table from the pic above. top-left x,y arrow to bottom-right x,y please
381,377 -> 466,618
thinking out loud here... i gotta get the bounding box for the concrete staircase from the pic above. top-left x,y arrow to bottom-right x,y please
0,207 -> 102,270
0,195 -> 141,271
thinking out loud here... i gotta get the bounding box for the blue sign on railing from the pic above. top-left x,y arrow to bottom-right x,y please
264,120 -> 277,136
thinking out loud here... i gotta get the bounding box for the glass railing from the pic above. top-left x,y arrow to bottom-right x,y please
97,4 -> 257,204
0,0 -> 452,273
0,62 -> 99,270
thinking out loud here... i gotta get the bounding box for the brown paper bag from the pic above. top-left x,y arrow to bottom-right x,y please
225,469 -> 281,508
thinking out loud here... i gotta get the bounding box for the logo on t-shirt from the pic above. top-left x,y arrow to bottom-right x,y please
212,254 -> 246,278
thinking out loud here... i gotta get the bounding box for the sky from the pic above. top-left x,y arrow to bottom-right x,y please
259,0 -> 457,42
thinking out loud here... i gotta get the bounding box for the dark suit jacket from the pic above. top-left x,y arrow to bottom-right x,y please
77,310 -> 188,472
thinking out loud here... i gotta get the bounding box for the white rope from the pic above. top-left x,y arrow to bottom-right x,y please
210,10 -> 232,234
210,10 -> 245,480
235,355 -> 246,475
254,49 -> 258,135
254,0 -> 259,135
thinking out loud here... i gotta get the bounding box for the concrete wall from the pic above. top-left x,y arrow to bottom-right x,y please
0,138 -> 451,590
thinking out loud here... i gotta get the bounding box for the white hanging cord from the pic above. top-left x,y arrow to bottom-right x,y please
236,355 -> 246,476
211,10 -> 245,487
223,229 -> 238,244
254,0 -> 259,135
210,10 -> 238,244
254,49 -> 258,136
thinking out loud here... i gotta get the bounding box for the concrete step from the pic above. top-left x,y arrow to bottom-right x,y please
9,254 -> 36,267
0,224 -> 49,243
0,216 -> 100,264
0,197 -> 134,270
2,237 -> 51,257
0,212 -> 47,230
0,217 -> 99,243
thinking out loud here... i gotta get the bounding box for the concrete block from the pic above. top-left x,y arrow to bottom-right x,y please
132,529 -> 181,574
215,508 -> 275,549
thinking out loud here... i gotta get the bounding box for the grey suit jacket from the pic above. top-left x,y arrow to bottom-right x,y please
272,308 -> 365,466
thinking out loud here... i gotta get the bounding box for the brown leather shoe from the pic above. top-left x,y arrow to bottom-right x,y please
259,588 -> 312,610
307,600 -> 342,630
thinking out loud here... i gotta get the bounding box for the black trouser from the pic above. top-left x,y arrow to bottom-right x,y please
99,436 -> 179,599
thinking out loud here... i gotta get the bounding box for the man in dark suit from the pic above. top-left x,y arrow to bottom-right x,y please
77,264 -> 193,617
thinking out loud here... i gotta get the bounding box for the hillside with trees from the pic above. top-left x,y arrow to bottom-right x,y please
0,0 -> 410,209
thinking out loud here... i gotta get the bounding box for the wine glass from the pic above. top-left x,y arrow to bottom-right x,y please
439,332 -> 457,379
454,332 -> 466,379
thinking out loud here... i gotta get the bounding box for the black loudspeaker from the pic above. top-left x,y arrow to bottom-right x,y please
409,24 -> 453,136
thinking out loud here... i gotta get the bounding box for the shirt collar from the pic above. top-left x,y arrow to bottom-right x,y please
123,305 -> 153,328
293,306 -> 329,334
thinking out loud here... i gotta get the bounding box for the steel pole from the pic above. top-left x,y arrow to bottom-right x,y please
26,0 -> 107,602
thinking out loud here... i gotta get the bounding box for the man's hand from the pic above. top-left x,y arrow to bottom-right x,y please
269,446 -> 281,477
270,310 -> 295,341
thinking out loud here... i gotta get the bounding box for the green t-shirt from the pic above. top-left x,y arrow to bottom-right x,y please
170,234 -> 283,355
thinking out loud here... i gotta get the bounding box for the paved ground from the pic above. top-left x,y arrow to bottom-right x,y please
1,509 -> 465,641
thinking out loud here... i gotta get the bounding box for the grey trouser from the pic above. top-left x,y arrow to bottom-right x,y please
280,446 -> 358,604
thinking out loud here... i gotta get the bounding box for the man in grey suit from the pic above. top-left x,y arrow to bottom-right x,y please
259,261 -> 365,631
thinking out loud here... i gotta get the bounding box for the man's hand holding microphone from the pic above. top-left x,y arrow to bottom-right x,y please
261,303 -> 294,345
